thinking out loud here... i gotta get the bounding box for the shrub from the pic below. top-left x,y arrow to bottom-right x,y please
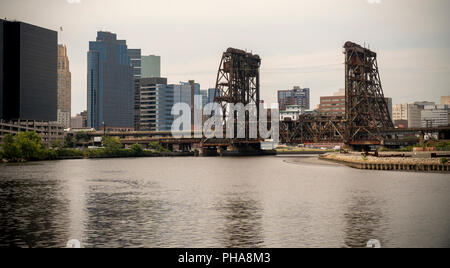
442,157 -> 448,165
130,143 -> 144,156
2,132 -> 48,161
104,137 -> 123,153
57,148 -> 84,158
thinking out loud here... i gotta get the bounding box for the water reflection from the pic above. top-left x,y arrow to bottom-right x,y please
0,157 -> 449,248
0,171 -> 69,247
84,178 -> 169,248
343,193 -> 387,248
217,193 -> 264,248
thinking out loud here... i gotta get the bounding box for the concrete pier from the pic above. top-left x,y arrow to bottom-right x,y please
320,153 -> 450,173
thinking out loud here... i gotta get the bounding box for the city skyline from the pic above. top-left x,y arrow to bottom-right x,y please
0,0 -> 449,116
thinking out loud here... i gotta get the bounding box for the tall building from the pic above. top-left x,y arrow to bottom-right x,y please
173,81 -> 201,132
421,105 -> 450,127
0,19 -> 57,121
87,31 -> 134,129
277,86 -> 310,111
57,45 -> 71,128
442,96 -> 450,105
393,103 -> 408,127
80,110 -> 88,128
141,55 -> 161,78
393,104 -> 408,121
0,20 -> 3,120
128,49 -> 142,130
200,90 -> 208,108
139,77 -> 173,131
71,114 -> 83,129
207,88 -> 215,104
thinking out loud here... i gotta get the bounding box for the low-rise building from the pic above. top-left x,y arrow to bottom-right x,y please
421,105 -> 450,127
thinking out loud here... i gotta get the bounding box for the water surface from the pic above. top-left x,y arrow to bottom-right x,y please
0,156 -> 449,248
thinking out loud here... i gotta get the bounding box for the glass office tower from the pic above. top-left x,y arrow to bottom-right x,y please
87,31 -> 133,129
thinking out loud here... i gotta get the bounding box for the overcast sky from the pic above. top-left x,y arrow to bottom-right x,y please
1,0 -> 449,115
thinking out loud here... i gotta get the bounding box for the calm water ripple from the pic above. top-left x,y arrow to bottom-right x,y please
0,156 -> 449,248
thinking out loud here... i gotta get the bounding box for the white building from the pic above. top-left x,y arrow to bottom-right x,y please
421,105 -> 450,127
280,105 -> 305,121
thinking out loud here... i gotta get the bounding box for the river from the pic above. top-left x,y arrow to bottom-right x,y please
0,156 -> 449,248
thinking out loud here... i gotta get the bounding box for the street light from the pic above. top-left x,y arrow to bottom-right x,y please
102,121 -> 106,147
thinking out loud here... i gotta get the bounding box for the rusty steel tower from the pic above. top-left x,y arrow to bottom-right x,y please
343,41 -> 394,144
213,48 -> 261,139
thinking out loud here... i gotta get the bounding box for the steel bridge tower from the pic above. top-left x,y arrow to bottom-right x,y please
343,41 -> 394,145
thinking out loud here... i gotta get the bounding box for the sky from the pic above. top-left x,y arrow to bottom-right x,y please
1,0 -> 449,115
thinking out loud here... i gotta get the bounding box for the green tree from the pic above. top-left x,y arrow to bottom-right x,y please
64,134 -> 76,148
1,134 -> 21,160
75,132 -> 89,143
104,137 -> 123,154
2,132 -> 46,161
148,141 -> 167,152
15,132 -> 46,160
51,140 -> 63,149
130,143 -> 144,156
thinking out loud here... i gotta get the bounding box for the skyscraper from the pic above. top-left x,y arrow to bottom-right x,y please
207,88 -> 216,104
87,31 -> 134,129
139,77 -> 173,131
57,44 -> 71,128
128,49 -> 142,130
0,19 -> 3,120
277,86 -> 310,111
0,19 -> 57,121
200,90 -> 208,108
141,55 -> 161,78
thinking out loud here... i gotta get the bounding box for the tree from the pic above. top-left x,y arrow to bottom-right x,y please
14,132 -> 46,160
64,134 -> 76,148
104,137 -> 123,153
130,143 -> 143,156
1,134 -> 21,160
51,140 -> 63,149
1,132 -> 46,161
75,132 -> 89,143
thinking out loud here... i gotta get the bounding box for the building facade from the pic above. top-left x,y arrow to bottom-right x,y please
442,96 -> 450,105
0,19 -> 3,120
280,105 -> 305,121
319,95 -> 346,116
200,90 -> 208,108
421,105 -> 450,128
278,86 -> 310,111
141,55 -> 161,78
87,31 -> 134,129
128,49 -> 142,130
207,88 -> 215,104
0,19 -> 57,121
57,45 -> 71,128
71,114 -> 83,129
139,77 -> 173,131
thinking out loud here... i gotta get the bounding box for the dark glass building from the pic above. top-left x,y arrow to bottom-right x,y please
87,31 -> 133,129
0,19 -> 57,121
0,20 -> 3,119
127,48 -> 142,130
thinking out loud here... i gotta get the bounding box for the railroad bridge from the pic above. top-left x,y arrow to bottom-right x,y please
82,42 -> 449,152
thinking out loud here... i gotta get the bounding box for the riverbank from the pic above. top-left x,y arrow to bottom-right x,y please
320,152 -> 450,173
276,149 -> 335,155
1,151 -> 195,163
